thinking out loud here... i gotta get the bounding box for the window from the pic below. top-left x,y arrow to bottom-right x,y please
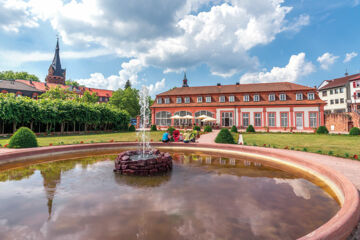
156,98 -> 162,104
244,95 -> 250,102
296,93 -> 303,100
280,113 -> 288,127
185,97 -> 190,103
268,113 -> 275,127
340,98 -> 344,103
229,96 -> 235,102
335,88 -> 339,94
335,99 -> 339,104
176,97 -> 182,104
254,113 -> 262,127
307,92 -> 315,100
155,111 -> 171,126
330,100 -> 334,104
164,98 -> 170,104
269,94 -> 275,101
357,93 -> 360,98
330,89 -> 333,95
309,112 -> 318,128
219,96 -> 225,102
197,96 -> 203,103
340,88 -> 344,93
206,96 -> 211,103
253,94 -> 260,102
242,113 -> 249,127
221,112 -> 233,126
279,93 -> 286,101
322,91 -> 327,97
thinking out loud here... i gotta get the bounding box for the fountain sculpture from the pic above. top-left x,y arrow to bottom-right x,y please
114,86 -> 172,176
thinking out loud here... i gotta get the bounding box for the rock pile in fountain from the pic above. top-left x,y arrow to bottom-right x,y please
114,149 -> 172,176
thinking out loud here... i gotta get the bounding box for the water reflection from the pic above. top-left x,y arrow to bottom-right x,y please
0,152 -> 339,240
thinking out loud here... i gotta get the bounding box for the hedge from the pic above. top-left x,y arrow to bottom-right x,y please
8,127 -> 38,148
204,125 -> 212,132
215,128 -> 235,144
231,125 -> 238,133
128,125 -> 136,132
349,127 -> 360,135
246,125 -> 255,133
150,125 -> 157,131
316,126 -> 329,134
193,125 -> 201,131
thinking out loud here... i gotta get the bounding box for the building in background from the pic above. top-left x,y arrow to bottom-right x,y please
318,73 -> 360,113
0,80 -> 42,98
151,75 -> 325,132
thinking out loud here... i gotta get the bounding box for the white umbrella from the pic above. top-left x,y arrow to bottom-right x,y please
170,115 -> 181,119
183,115 -> 193,119
202,117 -> 216,122
196,115 -> 209,119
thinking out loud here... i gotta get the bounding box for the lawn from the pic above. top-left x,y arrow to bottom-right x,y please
0,131 -> 165,147
242,133 -> 360,159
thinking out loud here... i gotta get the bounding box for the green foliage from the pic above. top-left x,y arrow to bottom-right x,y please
124,80 -> 131,89
231,125 -> 238,133
0,71 -> 39,82
8,127 -> 38,148
65,80 -> 80,87
215,128 -> 235,144
193,125 -> 201,131
328,151 -> 334,155
349,127 -> 360,136
204,125 -> 212,132
151,125 -> 157,131
128,125 -> 136,132
81,91 -> 99,103
316,126 -> 329,134
246,125 -> 255,133
167,126 -> 175,135
39,86 -> 77,100
109,87 -> 140,117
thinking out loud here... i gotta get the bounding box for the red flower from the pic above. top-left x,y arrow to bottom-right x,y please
109,139 -> 114,143
135,139 -> 138,142
80,141 -> 84,144
263,144 -> 267,147
49,143 -> 53,146
354,154 -> 358,159
4,144 -> 8,148
239,142 -> 243,145
151,139 -> 153,142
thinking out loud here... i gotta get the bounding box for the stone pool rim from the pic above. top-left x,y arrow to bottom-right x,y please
0,142 -> 358,240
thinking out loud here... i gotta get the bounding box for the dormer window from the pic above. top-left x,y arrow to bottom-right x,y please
269,94 -> 275,101
157,98 -> 162,104
176,97 -> 182,104
279,93 -> 286,101
197,96 -> 203,103
206,96 -> 211,103
244,95 -> 250,102
307,92 -> 315,100
253,94 -> 260,102
185,97 -> 190,103
229,96 -> 235,102
164,98 -> 170,104
219,96 -> 225,102
296,93 -> 303,101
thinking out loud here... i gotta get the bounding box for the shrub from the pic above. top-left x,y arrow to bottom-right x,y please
150,125 -> 157,131
328,151 -> 334,155
303,147 -> 308,152
246,125 -> 255,133
231,125 -> 238,133
316,126 -> 329,134
349,127 -> 360,136
8,127 -> 38,149
215,128 -> 235,144
128,125 -> 136,132
345,153 -> 349,158
193,125 -> 201,131
167,126 -> 176,135
204,125 -> 212,132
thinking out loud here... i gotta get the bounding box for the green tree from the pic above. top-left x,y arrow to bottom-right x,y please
39,86 -> 77,100
0,71 -> 39,82
124,80 -> 131,89
109,87 -> 140,117
65,80 -> 80,87
81,91 -> 99,103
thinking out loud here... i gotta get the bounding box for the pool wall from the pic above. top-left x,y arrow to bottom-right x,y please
0,142 -> 358,240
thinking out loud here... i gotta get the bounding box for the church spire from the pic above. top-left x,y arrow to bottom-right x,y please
182,71 -> 189,87
46,36 -> 66,84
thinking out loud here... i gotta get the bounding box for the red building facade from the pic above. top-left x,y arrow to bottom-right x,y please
151,77 -> 326,132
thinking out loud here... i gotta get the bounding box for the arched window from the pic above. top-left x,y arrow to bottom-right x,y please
155,111 -> 171,126
174,111 -> 192,126
195,111 -> 214,125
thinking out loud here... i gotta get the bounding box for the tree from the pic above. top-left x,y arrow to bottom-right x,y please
39,86 -> 77,100
65,80 -> 80,87
124,80 -> 131,89
81,91 -> 99,103
109,87 -> 140,117
0,71 -> 39,82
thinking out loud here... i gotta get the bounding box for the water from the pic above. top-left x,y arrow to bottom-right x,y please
0,151 -> 340,240
137,86 -> 153,158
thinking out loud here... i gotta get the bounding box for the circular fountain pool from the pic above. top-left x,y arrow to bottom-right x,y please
0,150 -> 340,240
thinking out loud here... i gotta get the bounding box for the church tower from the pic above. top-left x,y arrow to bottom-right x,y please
182,72 -> 189,87
45,37 -> 66,85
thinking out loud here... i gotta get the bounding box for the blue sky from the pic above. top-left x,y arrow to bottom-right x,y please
0,0 -> 359,96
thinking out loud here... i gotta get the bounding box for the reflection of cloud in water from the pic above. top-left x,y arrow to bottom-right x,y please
274,178 -> 311,200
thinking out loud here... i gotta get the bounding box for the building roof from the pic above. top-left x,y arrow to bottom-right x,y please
157,82 -> 315,96
318,73 -> 360,90
0,80 -> 42,92
16,80 -> 113,98
51,38 -> 66,77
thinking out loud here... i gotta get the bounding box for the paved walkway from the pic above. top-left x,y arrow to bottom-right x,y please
197,130 -> 219,144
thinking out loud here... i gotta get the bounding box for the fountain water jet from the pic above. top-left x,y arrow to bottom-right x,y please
114,86 -> 172,176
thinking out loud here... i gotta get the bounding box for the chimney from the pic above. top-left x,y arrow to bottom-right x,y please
217,83 -> 221,86
30,80 -> 33,85
236,82 -> 239,85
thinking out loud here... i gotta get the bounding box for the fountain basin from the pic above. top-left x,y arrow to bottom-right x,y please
114,149 -> 172,176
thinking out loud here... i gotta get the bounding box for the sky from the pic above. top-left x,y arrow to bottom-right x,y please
0,0 -> 359,96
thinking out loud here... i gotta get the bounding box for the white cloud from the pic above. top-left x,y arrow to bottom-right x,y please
148,78 -> 166,96
240,52 -> 315,83
317,52 -> 339,70
344,52 -> 358,63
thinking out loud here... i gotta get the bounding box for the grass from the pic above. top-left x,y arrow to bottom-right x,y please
242,133 -> 360,159
0,131 -> 164,147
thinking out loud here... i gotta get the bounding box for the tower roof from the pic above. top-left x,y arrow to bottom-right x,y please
182,71 -> 189,87
51,37 -> 65,77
